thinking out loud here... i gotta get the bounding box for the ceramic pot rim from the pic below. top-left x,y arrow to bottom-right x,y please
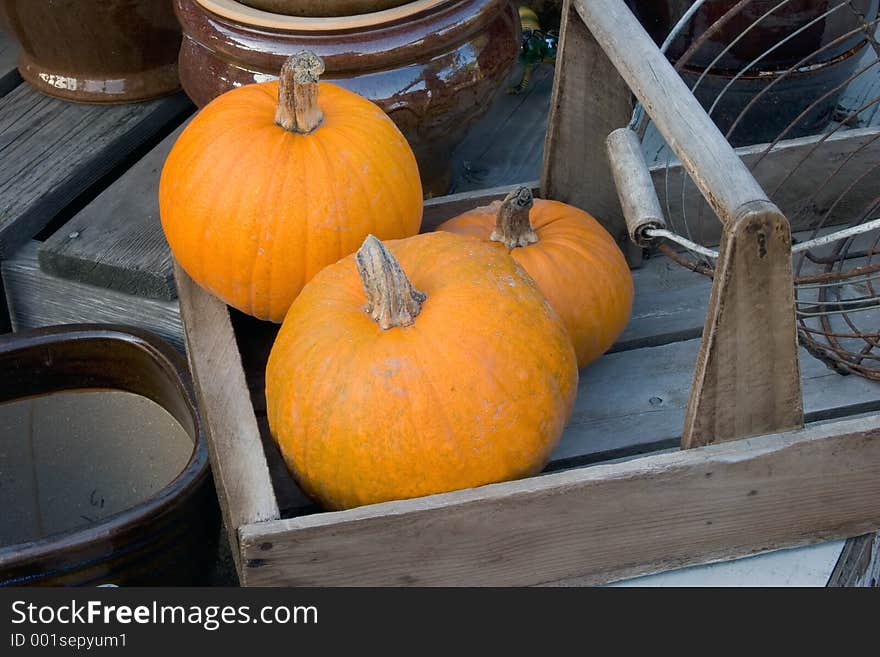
0,325 -> 211,585
195,0 -> 452,30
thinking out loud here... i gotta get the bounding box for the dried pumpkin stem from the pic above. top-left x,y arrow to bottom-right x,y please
490,186 -> 539,249
356,235 -> 426,330
275,51 -> 325,134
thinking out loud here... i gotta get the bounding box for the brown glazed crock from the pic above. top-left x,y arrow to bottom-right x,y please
0,325 -> 217,586
0,1 -> 182,103
175,0 -> 520,195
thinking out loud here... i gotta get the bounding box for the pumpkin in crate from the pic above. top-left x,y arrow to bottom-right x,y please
159,51 -> 422,322
439,187 -> 633,367
265,232 -> 578,510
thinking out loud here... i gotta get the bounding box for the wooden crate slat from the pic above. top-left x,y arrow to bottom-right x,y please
541,0 -> 634,249
237,414 -> 880,586
555,334 -> 880,465
174,263 -> 280,575
37,123 -> 189,301
0,30 -> 20,98
0,84 -> 191,258
2,241 -> 183,351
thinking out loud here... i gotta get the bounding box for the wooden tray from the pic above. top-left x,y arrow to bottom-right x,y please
174,0 -> 880,586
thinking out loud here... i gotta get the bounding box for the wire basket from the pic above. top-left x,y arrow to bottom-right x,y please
628,0 -> 880,379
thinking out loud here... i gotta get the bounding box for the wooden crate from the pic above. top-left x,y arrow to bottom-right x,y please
175,0 -> 880,586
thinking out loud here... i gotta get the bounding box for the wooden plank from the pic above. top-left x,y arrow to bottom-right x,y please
570,0 -> 769,226
38,124 -> 187,301
450,63 -> 554,193
2,241 -> 183,351
553,333 -> 880,467
0,30 -> 20,98
237,415 -> 880,586
827,533 -> 880,586
682,203 -> 804,447
541,0 -> 633,246
174,262 -> 280,575
0,84 -> 191,258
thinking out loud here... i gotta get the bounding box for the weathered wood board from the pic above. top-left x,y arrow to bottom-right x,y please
450,64 -> 554,193
0,84 -> 191,258
38,124 -> 188,301
236,415 -> 880,586
2,241 -> 183,351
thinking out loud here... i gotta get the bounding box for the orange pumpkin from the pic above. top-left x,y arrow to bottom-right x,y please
265,232 -> 578,510
439,187 -> 633,367
159,52 -> 422,322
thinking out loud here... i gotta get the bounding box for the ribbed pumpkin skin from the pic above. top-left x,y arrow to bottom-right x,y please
439,199 -> 633,367
265,232 -> 578,510
159,81 -> 422,322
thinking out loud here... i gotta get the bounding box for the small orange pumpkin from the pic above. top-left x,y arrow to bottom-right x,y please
265,232 -> 578,510
159,52 -> 422,322
439,188 -> 633,367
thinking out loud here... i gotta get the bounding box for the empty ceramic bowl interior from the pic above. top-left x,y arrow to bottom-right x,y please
0,325 -> 215,586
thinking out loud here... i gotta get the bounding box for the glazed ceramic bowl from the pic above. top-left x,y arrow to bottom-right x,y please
0,0 -> 182,103
0,325 -> 217,586
175,0 -> 520,195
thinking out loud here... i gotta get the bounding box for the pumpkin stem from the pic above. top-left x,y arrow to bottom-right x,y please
490,186 -> 539,249
275,51 -> 325,134
356,235 -> 426,330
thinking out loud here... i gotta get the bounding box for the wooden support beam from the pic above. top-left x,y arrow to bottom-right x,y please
541,0 -> 634,253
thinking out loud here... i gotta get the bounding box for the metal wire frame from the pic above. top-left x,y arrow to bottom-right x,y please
637,0 -> 880,378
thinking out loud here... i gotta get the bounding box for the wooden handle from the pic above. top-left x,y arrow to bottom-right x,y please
606,127 -> 666,246
573,0 -> 773,226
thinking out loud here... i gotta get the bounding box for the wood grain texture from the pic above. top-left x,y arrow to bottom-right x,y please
606,127 -> 665,245
827,533 -> 880,586
571,0 -> 768,226
2,241 -> 183,351
38,124 -> 189,301
238,415 -> 880,586
682,203 -> 804,448
0,30 -> 20,98
174,263 -> 280,575
553,332 -> 880,467
0,84 -> 191,258
541,0 -> 633,244
450,63 -> 553,193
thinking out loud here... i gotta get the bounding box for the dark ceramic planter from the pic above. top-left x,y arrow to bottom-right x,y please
0,0 -> 182,103
628,0 -> 880,145
175,0 -> 520,196
0,325 -> 217,586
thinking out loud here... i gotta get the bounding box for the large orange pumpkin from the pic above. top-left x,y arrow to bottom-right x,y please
439,188 -> 633,367
159,52 -> 422,322
265,232 -> 578,510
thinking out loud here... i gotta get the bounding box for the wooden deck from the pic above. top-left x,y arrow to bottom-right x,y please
1,26 -> 879,586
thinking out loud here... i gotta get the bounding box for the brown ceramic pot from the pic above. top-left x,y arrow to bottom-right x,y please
0,0 -> 182,103
175,0 -> 520,195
